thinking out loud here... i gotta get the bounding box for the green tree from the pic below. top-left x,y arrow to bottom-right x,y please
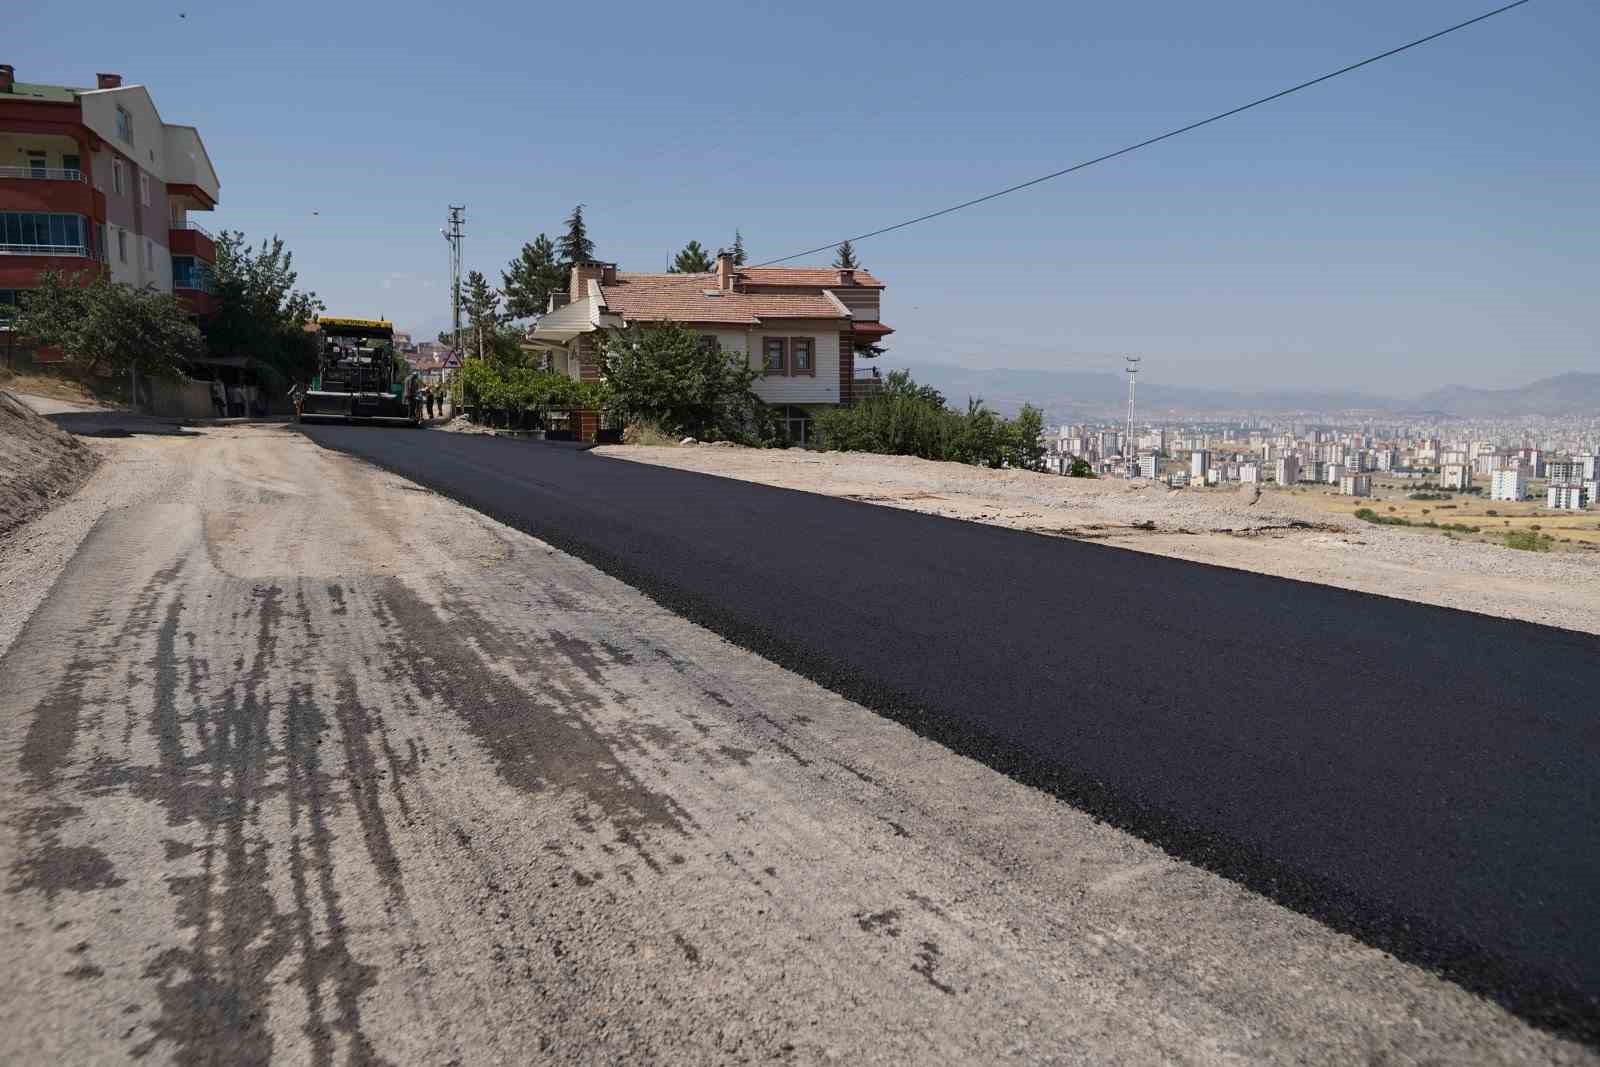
501,234 -> 565,318
557,204 -> 595,266
1067,456 -> 1096,478
833,240 -> 861,270
207,231 -> 324,387
730,229 -> 747,266
460,270 -> 504,361
16,268 -> 201,379
669,240 -> 713,274
598,323 -> 767,442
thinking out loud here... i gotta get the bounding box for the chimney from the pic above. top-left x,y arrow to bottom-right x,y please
570,260 -> 613,299
96,72 -> 122,89
0,65 -> 14,93
716,251 -> 736,292
837,268 -> 855,286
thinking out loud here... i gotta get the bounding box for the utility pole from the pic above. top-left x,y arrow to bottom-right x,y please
1124,355 -> 1141,477
442,205 -> 465,357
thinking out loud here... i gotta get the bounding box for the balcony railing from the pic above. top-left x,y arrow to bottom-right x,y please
170,219 -> 216,241
173,272 -> 217,295
0,242 -> 90,257
0,167 -> 86,183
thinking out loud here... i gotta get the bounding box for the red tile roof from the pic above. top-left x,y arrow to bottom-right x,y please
601,273 -> 847,326
736,266 -> 885,289
849,320 -> 895,337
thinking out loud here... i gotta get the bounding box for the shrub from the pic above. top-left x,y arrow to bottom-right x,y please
1486,509 -> 1498,516
1505,530 -> 1553,552
813,370 -> 1046,470
598,323 -> 770,443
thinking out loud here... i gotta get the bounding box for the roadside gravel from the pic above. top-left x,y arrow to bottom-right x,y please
596,444 -> 1600,634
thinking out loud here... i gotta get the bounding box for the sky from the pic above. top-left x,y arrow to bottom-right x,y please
13,0 -> 1598,393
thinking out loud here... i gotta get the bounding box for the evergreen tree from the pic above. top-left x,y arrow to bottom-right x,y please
731,229 -> 747,266
461,270 -> 503,361
557,204 -> 595,266
501,234 -> 565,318
668,240 -> 713,274
832,240 -> 861,270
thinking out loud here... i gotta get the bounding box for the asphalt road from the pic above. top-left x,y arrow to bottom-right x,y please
305,424 -> 1600,1040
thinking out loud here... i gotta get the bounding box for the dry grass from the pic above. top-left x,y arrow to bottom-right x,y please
0,366 -> 120,408
1293,480 -> 1600,550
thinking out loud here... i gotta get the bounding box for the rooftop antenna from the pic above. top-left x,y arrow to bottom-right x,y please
1124,355 -> 1141,477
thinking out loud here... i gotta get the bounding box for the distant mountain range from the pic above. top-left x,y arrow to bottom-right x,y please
877,363 -> 1600,419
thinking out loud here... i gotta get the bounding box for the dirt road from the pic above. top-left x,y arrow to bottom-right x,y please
1,425 -> 1590,1064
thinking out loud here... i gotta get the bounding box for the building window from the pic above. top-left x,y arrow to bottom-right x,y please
763,336 -> 787,375
144,238 -> 154,270
776,406 -> 812,445
116,106 -> 133,144
0,212 -> 86,252
117,229 -> 127,263
26,151 -> 47,177
790,336 -> 814,376
698,334 -> 719,354
62,154 -> 81,176
96,224 -> 107,262
112,159 -> 125,196
139,172 -> 150,206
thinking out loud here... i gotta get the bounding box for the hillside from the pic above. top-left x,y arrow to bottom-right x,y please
1411,372 -> 1600,417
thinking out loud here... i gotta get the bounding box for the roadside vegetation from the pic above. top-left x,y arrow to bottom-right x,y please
1505,530 -> 1555,552
1354,507 -> 1481,534
11,268 -> 201,382
813,370 -> 1046,470
599,323 -> 774,444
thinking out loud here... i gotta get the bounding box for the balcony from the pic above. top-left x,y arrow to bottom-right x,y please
0,167 -> 86,183
0,242 -> 89,257
169,220 -> 217,263
0,168 -> 100,217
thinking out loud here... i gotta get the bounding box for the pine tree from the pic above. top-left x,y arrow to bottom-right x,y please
557,204 -> 595,266
501,234 -> 565,318
669,240 -> 713,274
462,270 -> 502,360
731,229 -> 747,266
832,240 -> 861,271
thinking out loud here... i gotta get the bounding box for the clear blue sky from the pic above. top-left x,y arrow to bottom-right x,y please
15,0 -> 1597,392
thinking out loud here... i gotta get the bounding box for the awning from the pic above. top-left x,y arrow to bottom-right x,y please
849,321 -> 894,338
524,299 -> 599,346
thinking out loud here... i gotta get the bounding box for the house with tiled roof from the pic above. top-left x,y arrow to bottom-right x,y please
525,252 -> 891,442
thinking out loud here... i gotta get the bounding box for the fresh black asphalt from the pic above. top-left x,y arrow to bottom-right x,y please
303,425 -> 1600,1040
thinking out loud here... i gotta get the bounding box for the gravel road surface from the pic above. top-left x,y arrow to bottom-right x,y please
1,423 -> 1593,1064
305,424 -> 1600,1043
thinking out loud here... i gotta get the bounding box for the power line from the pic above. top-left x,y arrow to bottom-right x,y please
754,0 -> 1532,267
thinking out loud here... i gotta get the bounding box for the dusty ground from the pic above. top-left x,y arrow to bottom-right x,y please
595,445 -> 1600,635
0,390 -> 101,540
1,425 -> 1592,1063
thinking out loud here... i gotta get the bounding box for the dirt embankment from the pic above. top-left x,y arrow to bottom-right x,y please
0,391 -> 100,538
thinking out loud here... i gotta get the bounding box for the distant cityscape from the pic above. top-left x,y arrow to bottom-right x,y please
1041,413 -> 1600,510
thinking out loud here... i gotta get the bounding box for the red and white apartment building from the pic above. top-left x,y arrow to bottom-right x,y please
0,63 -> 221,327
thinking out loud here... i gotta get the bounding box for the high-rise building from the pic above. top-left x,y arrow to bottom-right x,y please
1490,467 -> 1528,502
1340,473 -> 1371,497
1190,450 -> 1210,480
1138,452 -> 1159,480
0,65 -> 221,325
1546,484 -> 1592,511
1275,456 -> 1300,486
1440,464 -> 1472,491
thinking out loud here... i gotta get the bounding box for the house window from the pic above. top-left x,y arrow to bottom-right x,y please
790,337 -> 814,376
763,336 -> 787,375
116,106 -> 133,144
776,406 -> 812,445
139,172 -> 150,207
698,334 -> 719,354
117,229 -> 127,263
0,212 -> 85,251
26,151 -> 47,177
112,159 -> 125,195
62,154 -> 80,176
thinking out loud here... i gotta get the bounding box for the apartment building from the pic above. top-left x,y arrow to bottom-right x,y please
1490,467 -> 1528,502
1190,449 -> 1210,480
1275,456 -> 1299,485
1546,484 -> 1591,511
1138,452 -> 1159,480
1340,473 -> 1371,497
0,64 -> 220,323
1440,463 -> 1472,491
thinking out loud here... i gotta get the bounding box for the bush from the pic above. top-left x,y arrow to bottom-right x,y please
1505,530 -> 1553,552
598,324 -> 771,443
813,370 -> 1046,470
